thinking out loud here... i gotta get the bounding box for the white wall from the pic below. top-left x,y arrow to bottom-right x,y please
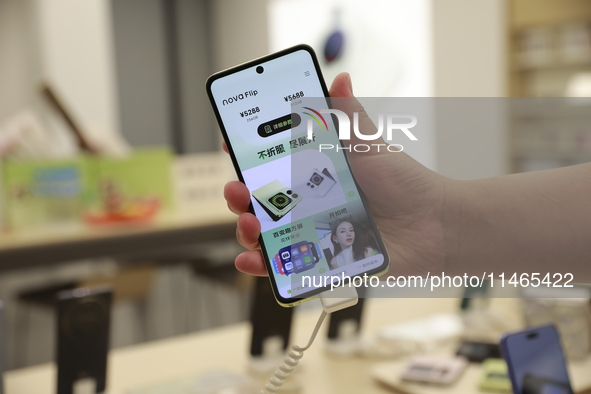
432,0 -> 509,179
269,0 -> 434,98
266,0 -> 436,169
432,0 -> 506,97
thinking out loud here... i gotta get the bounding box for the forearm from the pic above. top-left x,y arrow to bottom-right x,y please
446,162 -> 591,282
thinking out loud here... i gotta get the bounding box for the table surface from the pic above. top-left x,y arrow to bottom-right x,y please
6,297 -> 588,394
372,356 -> 591,394
0,204 -> 237,271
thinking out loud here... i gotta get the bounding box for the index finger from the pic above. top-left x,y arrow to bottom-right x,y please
224,181 -> 251,215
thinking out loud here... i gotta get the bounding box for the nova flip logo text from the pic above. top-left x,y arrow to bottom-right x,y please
222,90 -> 259,106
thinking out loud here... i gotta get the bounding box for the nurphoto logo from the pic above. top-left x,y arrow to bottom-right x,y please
305,108 -> 418,153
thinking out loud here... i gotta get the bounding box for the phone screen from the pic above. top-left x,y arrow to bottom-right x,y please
502,325 -> 573,394
207,45 -> 388,304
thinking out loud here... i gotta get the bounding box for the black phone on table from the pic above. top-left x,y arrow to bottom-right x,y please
206,44 -> 389,306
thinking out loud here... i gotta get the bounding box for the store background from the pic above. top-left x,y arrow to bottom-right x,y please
0,0 -> 590,381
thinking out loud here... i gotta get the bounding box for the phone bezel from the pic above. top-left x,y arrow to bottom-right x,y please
206,44 -> 390,307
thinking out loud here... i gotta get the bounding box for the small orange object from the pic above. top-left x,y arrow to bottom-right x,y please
84,198 -> 161,225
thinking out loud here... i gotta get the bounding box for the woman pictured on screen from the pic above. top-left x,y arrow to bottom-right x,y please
329,219 -> 378,270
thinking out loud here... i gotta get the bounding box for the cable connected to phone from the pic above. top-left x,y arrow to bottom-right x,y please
260,310 -> 327,393
260,286 -> 358,394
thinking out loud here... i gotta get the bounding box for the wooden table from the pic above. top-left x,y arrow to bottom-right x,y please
372,356 -> 591,394
3,298 -> 453,394
0,208 -> 237,272
8,298 -> 588,394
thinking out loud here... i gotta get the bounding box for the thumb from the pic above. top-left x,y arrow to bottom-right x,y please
328,73 -> 389,154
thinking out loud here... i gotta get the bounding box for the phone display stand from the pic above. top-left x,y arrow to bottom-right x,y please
248,277 -> 294,376
248,337 -> 289,375
72,378 -> 97,394
56,287 -> 112,394
325,290 -> 367,357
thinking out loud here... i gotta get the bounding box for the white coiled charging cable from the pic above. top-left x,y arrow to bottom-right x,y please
260,310 -> 327,393
259,285 -> 359,393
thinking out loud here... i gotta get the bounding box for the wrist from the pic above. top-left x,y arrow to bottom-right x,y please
441,177 -> 484,275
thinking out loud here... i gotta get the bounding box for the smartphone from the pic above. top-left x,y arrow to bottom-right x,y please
500,325 -> 574,394
206,44 -> 389,306
400,355 -> 468,385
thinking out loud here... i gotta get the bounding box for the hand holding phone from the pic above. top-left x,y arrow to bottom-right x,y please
207,45 -> 389,306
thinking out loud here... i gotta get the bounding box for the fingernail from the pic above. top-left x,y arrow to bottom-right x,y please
346,73 -> 353,95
